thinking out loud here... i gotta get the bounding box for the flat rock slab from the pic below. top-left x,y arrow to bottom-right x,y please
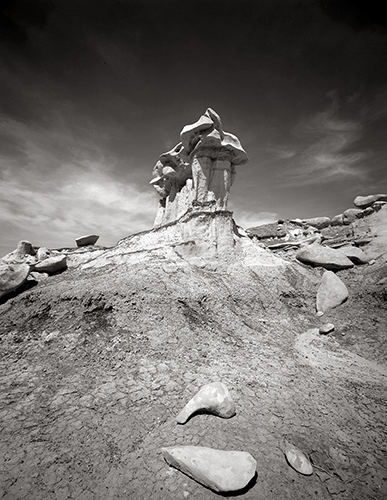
0,263 -> 30,297
75,234 -> 100,247
176,382 -> 236,424
162,446 -> 257,493
296,244 -> 354,270
33,255 -> 67,274
316,271 -> 348,314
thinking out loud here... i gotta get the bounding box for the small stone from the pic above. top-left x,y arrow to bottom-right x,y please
75,234 -> 100,247
176,382 -> 236,424
37,247 -> 51,261
316,311 -> 324,317
162,446 -> 257,493
316,271 -> 348,313
283,441 -> 313,476
319,323 -> 335,334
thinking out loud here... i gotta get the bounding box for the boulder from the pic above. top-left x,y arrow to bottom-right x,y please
75,234 -> 100,247
296,243 -> 354,270
354,194 -> 387,209
161,446 -> 257,492
33,255 -> 67,274
302,217 -> 330,229
338,246 -> 369,264
176,382 -> 236,424
319,323 -> 335,334
343,208 -> 363,224
316,271 -> 348,314
1,240 -> 37,265
0,263 -> 30,298
330,214 -> 344,226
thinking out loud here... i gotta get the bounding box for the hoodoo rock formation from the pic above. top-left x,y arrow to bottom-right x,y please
151,108 -> 248,227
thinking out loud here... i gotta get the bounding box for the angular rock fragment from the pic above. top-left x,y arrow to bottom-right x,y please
316,271 -> 348,314
176,382 -> 236,424
296,243 -> 354,270
283,441 -> 313,476
330,214 -> 344,226
162,445 -> 257,492
0,263 -> 30,298
33,255 -> 67,274
75,234 -> 100,247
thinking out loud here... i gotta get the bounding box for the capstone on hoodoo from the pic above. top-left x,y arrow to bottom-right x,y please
150,108 -> 248,227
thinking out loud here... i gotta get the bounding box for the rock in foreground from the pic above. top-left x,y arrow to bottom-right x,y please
283,441 -> 313,476
162,446 -> 256,492
316,271 -> 348,314
0,263 -> 30,298
176,382 -> 236,424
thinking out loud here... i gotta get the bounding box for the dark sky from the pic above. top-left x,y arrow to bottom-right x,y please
1,0 -> 387,255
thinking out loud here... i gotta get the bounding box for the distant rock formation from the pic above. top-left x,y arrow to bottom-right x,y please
151,108 -> 248,227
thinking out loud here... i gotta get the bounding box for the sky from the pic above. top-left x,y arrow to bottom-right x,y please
1,0 -> 387,257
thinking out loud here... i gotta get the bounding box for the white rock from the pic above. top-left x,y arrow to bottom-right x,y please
283,441 -> 313,475
176,382 -> 236,424
319,323 -> 335,334
37,247 -> 51,261
316,271 -> 348,313
162,446 -> 257,492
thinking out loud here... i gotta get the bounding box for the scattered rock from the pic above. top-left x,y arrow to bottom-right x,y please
361,206 -> 374,217
338,246 -> 369,264
161,446 -> 257,492
316,271 -> 349,314
0,263 -> 30,298
32,255 -> 67,274
296,243 -> 354,270
75,234 -> 100,247
246,222 -> 286,239
330,214 -> 344,226
319,323 -> 335,334
176,382 -> 236,424
282,441 -> 313,475
373,201 -> 387,211
343,208 -> 363,224
302,217 -> 330,229
353,194 -> 387,209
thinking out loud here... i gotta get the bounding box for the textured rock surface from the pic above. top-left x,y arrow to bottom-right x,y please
0,263 -> 30,298
296,244 -> 354,270
1,240 -> 37,265
330,214 -> 344,226
316,271 -> 349,313
37,247 -> 51,261
75,234 -> 100,247
176,382 -> 236,424
162,446 -> 257,492
354,194 -> 387,209
343,208 -> 363,224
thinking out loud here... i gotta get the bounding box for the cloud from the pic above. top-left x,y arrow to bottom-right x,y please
281,107 -> 370,186
0,115 -> 157,254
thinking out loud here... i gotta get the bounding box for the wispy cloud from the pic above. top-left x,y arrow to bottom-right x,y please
279,107 -> 371,186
